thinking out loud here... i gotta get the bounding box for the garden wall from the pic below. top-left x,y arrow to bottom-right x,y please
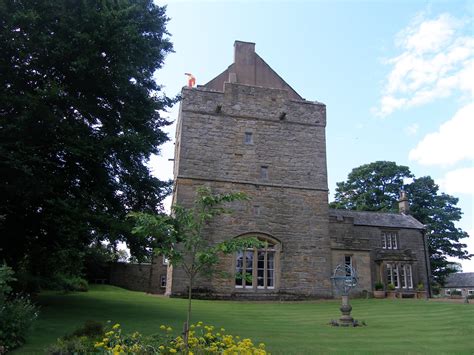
109,259 -> 167,294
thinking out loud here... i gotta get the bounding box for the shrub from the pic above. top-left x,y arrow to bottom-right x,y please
450,290 -> 462,296
46,335 -> 95,355
48,321 -> 268,354
0,264 -> 39,353
374,282 -> 384,291
387,283 -> 396,291
416,282 -> 425,291
45,320 -> 104,354
41,274 -> 89,292
92,322 -> 267,354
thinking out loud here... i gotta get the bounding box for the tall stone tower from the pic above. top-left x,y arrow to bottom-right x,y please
168,41 -> 332,299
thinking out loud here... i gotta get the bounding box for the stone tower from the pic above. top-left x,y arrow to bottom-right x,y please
168,41 -> 332,299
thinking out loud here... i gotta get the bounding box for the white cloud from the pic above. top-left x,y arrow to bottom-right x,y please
408,103 -> 474,166
373,13 -> 473,117
405,123 -> 419,136
437,167 -> 474,195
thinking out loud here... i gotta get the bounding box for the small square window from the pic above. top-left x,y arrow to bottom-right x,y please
244,132 -> 253,144
162,255 -> 169,265
253,205 -> 261,216
260,166 -> 268,179
160,275 -> 167,288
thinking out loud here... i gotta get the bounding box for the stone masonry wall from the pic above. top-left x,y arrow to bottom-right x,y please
176,84 -> 327,190
171,83 -> 332,299
329,216 -> 430,293
109,260 -> 168,294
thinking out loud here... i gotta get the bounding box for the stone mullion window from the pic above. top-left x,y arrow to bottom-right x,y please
406,264 -> 413,289
387,263 -> 413,289
400,265 -> 407,289
235,238 -> 278,290
382,231 -> 398,250
386,263 -> 400,288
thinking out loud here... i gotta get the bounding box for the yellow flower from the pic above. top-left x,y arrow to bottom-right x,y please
160,325 -> 166,330
158,345 -> 165,350
94,342 -> 104,348
166,326 -> 172,332
102,338 -> 109,343
105,331 -> 114,337
112,323 -> 120,329
169,349 -> 177,353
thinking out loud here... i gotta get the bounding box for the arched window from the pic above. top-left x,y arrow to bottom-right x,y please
234,235 -> 280,290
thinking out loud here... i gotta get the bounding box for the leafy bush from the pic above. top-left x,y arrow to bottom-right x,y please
41,274 -> 89,292
467,294 -> 474,300
94,322 -> 267,355
48,320 -> 269,354
0,264 -> 39,353
374,282 -> 384,291
387,283 -> 396,291
416,282 -> 425,291
450,290 -> 462,296
45,320 -> 104,354
46,335 -> 95,355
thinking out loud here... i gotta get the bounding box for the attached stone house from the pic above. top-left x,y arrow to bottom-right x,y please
441,272 -> 474,298
165,41 -> 431,299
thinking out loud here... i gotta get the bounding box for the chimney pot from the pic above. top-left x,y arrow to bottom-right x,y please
399,191 -> 409,214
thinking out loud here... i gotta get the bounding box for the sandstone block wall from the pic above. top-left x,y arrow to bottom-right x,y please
329,216 -> 430,292
171,83 -> 332,299
109,260 -> 168,294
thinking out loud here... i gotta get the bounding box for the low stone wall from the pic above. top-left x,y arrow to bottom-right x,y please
109,259 -> 167,294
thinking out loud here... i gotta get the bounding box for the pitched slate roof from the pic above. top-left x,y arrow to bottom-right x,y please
444,272 -> 474,287
329,209 -> 425,230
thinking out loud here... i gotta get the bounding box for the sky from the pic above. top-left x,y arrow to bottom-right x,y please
150,0 -> 474,272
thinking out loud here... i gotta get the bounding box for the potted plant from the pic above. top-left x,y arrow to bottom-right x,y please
416,282 -> 427,299
386,283 -> 398,299
373,282 -> 385,299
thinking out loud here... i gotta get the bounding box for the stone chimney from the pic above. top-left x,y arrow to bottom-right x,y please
398,191 -> 409,214
231,40 -> 256,85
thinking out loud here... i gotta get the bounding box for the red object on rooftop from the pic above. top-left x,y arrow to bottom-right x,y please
185,73 -> 196,87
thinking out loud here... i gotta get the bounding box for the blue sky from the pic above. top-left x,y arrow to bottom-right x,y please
151,0 -> 473,271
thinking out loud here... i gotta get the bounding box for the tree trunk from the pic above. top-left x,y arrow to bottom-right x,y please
184,276 -> 193,350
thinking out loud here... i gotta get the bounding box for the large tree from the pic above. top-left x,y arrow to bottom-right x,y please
0,0 -> 174,277
330,161 -> 471,285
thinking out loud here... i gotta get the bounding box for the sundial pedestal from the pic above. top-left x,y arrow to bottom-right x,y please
339,295 -> 354,326
330,264 -> 361,327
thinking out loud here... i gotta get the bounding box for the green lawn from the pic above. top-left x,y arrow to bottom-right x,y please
17,285 -> 474,354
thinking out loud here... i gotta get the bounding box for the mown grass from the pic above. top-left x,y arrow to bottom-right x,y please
17,285 -> 474,354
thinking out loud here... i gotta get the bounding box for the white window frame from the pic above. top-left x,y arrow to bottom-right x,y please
468,289 -> 474,295
235,240 -> 277,290
399,264 -> 413,289
382,232 -> 398,250
406,264 -> 413,289
386,263 -> 400,288
162,255 -> 169,265
445,289 -> 451,295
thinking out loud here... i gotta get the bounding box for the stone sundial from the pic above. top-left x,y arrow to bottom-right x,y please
331,264 -> 359,326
